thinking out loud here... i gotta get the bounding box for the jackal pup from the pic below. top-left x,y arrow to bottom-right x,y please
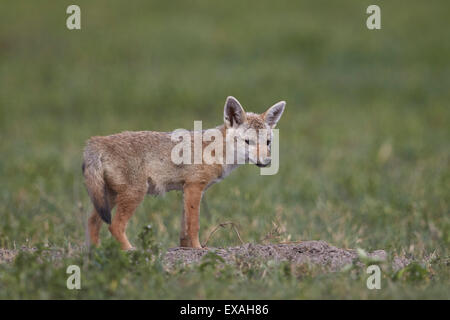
83,96 -> 285,249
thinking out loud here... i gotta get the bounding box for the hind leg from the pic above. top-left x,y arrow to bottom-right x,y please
88,210 -> 103,246
109,189 -> 146,250
88,193 -> 116,246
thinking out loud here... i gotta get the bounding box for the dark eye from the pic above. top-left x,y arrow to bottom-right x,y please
245,139 -> 250,145
267,140 -> 271,145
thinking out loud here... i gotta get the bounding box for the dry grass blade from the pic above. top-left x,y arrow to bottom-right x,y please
202,221 -> 244,247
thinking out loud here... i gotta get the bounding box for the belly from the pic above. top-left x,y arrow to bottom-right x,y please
146,177 -> 183,195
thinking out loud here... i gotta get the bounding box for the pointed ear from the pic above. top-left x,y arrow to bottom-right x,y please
264,101 -> 286,128
224,96 -> 247,128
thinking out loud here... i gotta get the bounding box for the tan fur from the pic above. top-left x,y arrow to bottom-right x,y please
83,97 -> 285,249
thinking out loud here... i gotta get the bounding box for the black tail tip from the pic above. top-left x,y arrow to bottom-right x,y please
97,206 -> 111,224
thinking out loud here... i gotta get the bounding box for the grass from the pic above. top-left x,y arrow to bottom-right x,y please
0,0 -> 449,299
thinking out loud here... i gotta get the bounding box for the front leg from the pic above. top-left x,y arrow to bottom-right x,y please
180,183 -> 204,248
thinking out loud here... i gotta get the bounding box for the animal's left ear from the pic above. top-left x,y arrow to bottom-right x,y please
263,101 -> 286,128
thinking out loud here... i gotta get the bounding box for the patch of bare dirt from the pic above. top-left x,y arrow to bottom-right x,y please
0,241 -> 412,271
164,241 -> 398,271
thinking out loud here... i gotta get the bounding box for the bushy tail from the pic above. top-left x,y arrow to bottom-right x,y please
82,152 -> 111,224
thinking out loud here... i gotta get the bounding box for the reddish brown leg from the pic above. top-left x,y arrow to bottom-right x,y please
88,210 -> 103,246
109,190 -> 145,250
88,192 -> 116,247
180,183 -> 205,248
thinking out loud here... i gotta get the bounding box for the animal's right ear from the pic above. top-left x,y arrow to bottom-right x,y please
224,96 -> 247,128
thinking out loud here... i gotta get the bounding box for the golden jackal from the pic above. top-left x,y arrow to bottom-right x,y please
83,96 -> 285,249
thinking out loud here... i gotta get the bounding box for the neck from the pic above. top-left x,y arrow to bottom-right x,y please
215,123 -> 226,134
215,124 -> 242,173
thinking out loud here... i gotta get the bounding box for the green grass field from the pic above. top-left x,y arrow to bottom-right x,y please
0,0 -> 448,299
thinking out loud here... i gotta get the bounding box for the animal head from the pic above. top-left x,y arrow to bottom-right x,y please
223,96 -> 285,167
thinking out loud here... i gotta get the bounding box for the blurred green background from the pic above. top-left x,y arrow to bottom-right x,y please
0,1 -> 448,299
